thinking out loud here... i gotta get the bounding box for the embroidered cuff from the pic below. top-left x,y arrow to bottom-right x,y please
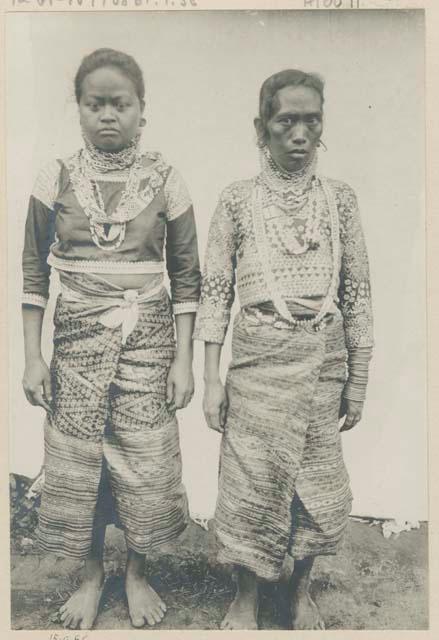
22,293 -> 48,309
173,301 -> 199,315
193,319 -> 229,344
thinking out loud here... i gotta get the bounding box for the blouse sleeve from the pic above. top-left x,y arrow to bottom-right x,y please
164,167 -> 201,315
193,187 -> 237,344
337,182 -> 374,402
22,161 -> 59,309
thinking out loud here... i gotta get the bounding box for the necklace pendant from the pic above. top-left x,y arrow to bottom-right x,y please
95,222 -> 121,242
105,224 -> 121,242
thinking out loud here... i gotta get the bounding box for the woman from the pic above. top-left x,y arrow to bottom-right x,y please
22,48 -> 200,629
194,69 -> 373,630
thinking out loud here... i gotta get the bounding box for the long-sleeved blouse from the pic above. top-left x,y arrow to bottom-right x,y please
22,151 -> 201,316
194,173 -> 373,401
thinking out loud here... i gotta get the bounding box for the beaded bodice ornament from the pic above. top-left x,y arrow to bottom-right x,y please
68,135 -> 145,251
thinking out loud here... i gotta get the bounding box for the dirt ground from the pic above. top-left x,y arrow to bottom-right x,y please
10,475 -> 428,631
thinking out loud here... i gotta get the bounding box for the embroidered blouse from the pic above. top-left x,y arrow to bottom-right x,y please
193,175 -> 374,401
22,151 -> 201,316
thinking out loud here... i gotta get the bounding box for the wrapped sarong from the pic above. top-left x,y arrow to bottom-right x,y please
215,307 -> 352,581
38,273 -> 188,557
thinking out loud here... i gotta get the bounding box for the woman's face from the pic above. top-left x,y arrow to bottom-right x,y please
258,85 -> 323,172
79,66 -> 144,152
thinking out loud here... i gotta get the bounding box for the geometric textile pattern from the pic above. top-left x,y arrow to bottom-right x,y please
194,175 -> 373,351
39,288 -> 188,558
214,309 -> 351,581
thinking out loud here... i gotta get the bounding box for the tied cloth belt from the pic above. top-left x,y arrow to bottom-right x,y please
60,279 -> 165,344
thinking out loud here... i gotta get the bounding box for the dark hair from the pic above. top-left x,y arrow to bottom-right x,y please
258,69 -> 324,141
74,48 -> 145,104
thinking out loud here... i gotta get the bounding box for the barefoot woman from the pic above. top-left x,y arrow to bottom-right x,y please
194,69 -> 373,629
22,49 -> 200,629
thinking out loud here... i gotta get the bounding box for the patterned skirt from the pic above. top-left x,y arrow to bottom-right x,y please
215,308 -> 352,581
38,274 -> 188,558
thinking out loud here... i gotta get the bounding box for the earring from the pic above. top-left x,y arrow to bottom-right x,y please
140,117 -> 146,127
317,139 -> 328,152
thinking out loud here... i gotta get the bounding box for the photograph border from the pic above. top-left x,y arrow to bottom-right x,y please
1,1 -> 437,638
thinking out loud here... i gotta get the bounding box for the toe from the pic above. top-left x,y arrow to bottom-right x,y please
151,608 -> 162,623
69,616 -> 80,630
80,618 -> 93,631
150,609 -> 163,626
155,608 -> 165,623
131,615 -> 146,628
63,614 -> 73,628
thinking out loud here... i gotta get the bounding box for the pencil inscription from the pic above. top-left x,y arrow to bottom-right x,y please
10,0 -> 199,7
304,0 -> 361,8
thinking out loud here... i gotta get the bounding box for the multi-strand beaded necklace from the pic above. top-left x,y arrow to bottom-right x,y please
67,135 -> 144,251
253,146 -> 340,329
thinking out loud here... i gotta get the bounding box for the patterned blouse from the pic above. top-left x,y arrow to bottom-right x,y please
194,171 -> 374,402
22,151 -> 201,316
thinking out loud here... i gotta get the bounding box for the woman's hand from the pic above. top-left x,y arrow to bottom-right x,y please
22,356 -> 52,413
203,379 -> 228,433
339,396 -> 363,432
166,355 -> 195,410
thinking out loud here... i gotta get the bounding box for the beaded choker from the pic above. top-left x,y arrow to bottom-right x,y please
83,133 -> 141,173
260,145 -> 317,210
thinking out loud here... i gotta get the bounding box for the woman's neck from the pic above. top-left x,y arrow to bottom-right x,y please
82,134 -> 141,173
260,145 -> 317,195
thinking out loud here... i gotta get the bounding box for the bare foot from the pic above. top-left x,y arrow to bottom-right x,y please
291,590 -> 325,630
220,593 -> 259,630
125,574 -> 167,627
59,573 -> 104,630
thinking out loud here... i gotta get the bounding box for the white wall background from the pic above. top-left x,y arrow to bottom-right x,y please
7,10 -> 427,521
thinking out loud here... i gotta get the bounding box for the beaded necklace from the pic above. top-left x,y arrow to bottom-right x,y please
254,147 -> 340,329
260,145 -> 321,254
68,135 -> 144,251
83,133 -> 140,173
260,144 -> 317,211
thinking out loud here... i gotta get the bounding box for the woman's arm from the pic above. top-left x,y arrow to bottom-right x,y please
193,186 -> 237,344
22,305 -> 52,412
21,163 -> 59,412
193,186 -> 239,433
164,167 -> 201,317
164,168 -> 200,410
337,182 -> 374,431
202,343 -> 228,433
166,312 -> 195,410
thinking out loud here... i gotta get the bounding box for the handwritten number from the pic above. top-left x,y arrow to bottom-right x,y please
48,634 -> 88,640
11,0 -> 199,7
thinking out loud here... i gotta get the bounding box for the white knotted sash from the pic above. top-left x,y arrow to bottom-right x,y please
60,280 -> 165,344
